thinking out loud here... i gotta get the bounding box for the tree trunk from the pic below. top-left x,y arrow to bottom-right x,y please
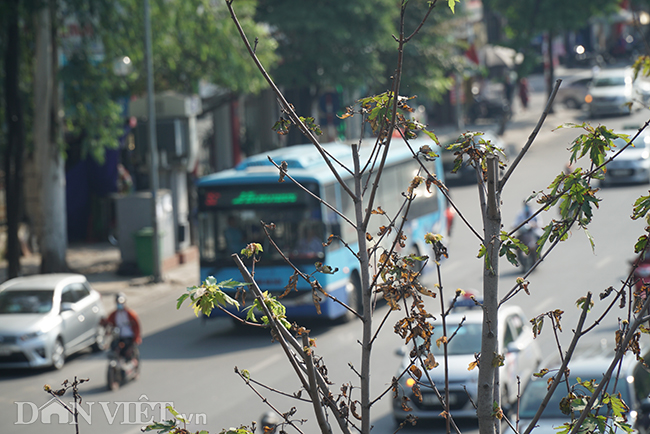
4,0 -> 25,280
478,155 -> 502,434
34,2 -> 68,273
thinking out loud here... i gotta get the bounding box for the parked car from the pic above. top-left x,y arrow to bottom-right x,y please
442,130 -> 506,184
391,295 -> 541,423
557,75 -> 592,110
512,345 -> 650,434
601,128 -> 650,186
585,67 -> 648,117
0,274 -> 107,370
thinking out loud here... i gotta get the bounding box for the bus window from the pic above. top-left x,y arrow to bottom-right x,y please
293,223 -> 325,259
198,183 -> 324,265
198,212 -> 216,262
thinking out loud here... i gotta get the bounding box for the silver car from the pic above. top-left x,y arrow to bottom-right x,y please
601,129 -> 650,185
556,75 -> 591,110
586,67 -> 645,117
392,298 -> 541,423
511,345 -> 650,434
0,274 -> 107,369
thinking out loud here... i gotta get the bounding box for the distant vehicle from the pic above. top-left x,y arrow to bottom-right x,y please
601,128 -> 650,185
585,67 -> 648,117
196,139 -> 450,322
557,75 -> 592,109
0,274 -> 107,369
441,131 -> 505,184
391,294 -> 541,423
512,346 -> 650,434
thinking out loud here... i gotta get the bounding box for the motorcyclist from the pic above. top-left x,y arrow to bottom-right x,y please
513,201 -> 544,270
103,293 -> 141,366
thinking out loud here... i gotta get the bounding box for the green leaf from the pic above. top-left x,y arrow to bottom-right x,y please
241,369 -> 251,382
142,420 -> 177,433
582,227 -> 596,252
632,194 -> 650,222
609,393 -> 630,417
447,0 -> 460,13
635,235 -> 649,255
176,293 -> 190,310
166,405 -> 188,423
421,129 -> 439,145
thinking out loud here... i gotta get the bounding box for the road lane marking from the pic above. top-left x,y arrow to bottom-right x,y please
249,352 -> 283,373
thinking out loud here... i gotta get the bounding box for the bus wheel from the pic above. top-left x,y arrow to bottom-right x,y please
343,274 -> 362,322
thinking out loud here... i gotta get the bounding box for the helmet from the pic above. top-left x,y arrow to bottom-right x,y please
115,292 -> 127,305
260,411 -> 280,433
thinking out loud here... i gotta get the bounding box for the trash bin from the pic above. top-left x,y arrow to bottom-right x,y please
133,227 -> 161,275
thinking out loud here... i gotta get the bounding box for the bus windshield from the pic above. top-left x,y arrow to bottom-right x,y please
198,183 -> 326,266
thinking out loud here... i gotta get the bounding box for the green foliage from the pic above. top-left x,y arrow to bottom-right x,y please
343,91 -> 438,141
379,0 -> 463,103
576,296 -> 594,312
255,0 -> 394,91
59,53 -> 124,164
446,131 -> 507,180
271,116 -> 322,136
97,0 -> 276,96
559,123 -> 625,167
447,0 -> 461,13
177,276 -> 245,317
632,55 -> 650,80
499,231 -> 528,266
490,0 -> 618,49
555,378 -> 633,434
241,243 -> 263,258
243,290 -> 291,329
142,405 -> 216,434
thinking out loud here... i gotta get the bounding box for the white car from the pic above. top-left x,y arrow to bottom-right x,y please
586,67 -> 648,117
601,129 -> 650,185
0,274 -> 107,369
392,297 -> 541,423
512,345 -> 650,434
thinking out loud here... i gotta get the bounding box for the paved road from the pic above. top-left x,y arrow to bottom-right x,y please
3,69 -> 650,434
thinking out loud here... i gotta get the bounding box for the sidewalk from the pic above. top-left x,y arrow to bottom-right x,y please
0,243 -> 199,310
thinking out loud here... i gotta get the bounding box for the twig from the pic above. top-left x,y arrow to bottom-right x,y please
522,292 -> 592,434
568,293 -> 650,434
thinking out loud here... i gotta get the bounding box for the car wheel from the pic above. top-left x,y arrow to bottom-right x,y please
51,338 -> 65,370
564,98 -> 579,109
92,323 -> 108,352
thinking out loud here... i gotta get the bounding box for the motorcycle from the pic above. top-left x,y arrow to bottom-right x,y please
516,227 -> 540,273
106,327 -> 140,391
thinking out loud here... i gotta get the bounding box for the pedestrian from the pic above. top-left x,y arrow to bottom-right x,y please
518,77 -> 530,110
503,72 -> 515,105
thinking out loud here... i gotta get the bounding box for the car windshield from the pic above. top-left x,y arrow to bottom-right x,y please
0,290 -> 54,314
416,322 -> 482,356
593,76 -> 627,87
520,375 -> 631,419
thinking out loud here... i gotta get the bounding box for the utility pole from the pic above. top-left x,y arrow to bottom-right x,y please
144,0 -> 162,282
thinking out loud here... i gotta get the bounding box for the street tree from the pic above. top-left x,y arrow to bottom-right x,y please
2,0 -> 26,279
1,0 -> 276,274
253,0 -> 397,144
138,2 -> 650,434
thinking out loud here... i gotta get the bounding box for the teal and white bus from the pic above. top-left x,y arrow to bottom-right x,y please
196,139 -> 449,321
